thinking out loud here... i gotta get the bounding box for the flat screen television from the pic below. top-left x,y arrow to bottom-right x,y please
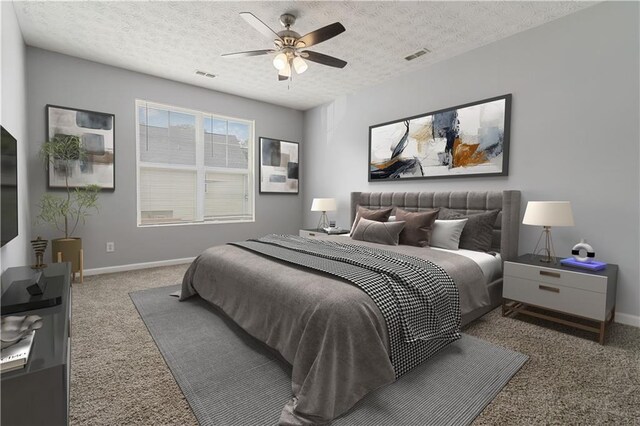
1,126 -> 18,247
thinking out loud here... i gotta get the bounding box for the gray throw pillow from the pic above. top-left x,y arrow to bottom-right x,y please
349,206 -> 393,234
438,208 -> 500,252
351,218 -> 406,246
395,208 -> 439,247
430,219 -> 468,250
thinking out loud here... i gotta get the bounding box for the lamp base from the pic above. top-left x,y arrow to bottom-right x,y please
316,212 -> 329,231
532,226 -> 556,264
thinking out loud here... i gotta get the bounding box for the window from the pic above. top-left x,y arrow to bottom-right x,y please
136,100 -> 254,226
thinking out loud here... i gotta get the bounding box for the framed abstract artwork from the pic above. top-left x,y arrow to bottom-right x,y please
259,137 -> 299,194
46,104 -> 115,190
369,94 -> 511,181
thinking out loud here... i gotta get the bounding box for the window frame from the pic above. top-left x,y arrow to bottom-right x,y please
135,99 -> 255,227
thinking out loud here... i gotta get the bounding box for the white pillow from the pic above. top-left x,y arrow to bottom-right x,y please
430,219 -> 468,250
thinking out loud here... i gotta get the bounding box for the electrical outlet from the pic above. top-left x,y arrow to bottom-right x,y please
106,242 -> 115,252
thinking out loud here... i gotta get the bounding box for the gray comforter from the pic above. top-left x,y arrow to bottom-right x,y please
181,235 -> 489,425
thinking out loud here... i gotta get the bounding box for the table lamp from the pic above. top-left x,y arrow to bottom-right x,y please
522,201 -> 574,263
311,198 -> 336,230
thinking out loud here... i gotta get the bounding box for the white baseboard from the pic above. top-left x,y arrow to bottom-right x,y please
615,312 -> 640,328
83,257 -> 195,277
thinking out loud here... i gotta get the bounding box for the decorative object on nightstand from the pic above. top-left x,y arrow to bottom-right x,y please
30,236 -> 48,269
502,254 -> 618,344
522,201 -> 574,263
559,238 -> 607,270
571,239 -> 595,262
311,198 -> 337,231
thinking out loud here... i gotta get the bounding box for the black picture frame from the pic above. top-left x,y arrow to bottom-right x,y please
367,94 -> 512,182
46,104 -> 115,191
259,137 -> 299,194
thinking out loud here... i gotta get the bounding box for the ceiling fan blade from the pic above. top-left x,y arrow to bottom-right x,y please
301,51 -> 347,68
221,49 -> 276,58
278,73 -> 289,81
296,22 -> 345,48
240,12 -> 282,41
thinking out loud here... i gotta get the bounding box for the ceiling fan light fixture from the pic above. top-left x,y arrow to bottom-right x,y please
224,12 -> 348,82
292,56 -> 308,74
273,52 -> 288,70
280,60 -> 292,78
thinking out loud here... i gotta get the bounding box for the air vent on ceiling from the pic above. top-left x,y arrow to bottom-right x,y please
404,48 -> 430,61
195,70 -> 216,78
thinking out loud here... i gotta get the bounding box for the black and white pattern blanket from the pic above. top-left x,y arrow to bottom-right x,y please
230,234 -> 461,377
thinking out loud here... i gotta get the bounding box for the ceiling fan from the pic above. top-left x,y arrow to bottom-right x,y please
222,12 -> 347,81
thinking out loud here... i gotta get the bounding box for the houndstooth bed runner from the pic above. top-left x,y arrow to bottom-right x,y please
230,234 -> 461,378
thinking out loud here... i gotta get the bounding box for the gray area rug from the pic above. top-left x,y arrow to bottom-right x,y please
130,285 -> 528,426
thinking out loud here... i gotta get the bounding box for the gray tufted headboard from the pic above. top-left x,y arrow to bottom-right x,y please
350,191 -> 521,261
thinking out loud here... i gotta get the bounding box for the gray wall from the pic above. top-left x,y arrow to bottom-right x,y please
27,48 -> 303,270
1,2 -> 30,271
302,2 -> 640,319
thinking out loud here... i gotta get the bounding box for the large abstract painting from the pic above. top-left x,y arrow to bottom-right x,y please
47,105 -> 115,190
369,94 -> 511,181
259,137 -> 299,194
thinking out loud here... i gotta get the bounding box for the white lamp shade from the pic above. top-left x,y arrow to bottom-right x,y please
311,198 -> 336,212
522,201 -> 574,227
273,52 -> 288,70
292,56 -> 308,74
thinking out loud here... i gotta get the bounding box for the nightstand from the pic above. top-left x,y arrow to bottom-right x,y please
299,228 -> 349,238
502,254 -> 618,344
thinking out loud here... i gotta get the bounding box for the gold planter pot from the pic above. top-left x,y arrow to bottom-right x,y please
52,237 -> 83,282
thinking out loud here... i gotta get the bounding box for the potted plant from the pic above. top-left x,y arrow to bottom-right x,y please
37,135 -> 100,279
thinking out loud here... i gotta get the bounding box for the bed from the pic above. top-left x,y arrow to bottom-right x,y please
181,190 -> 521,425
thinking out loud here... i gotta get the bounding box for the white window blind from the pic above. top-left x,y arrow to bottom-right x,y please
136,100 -> 254,226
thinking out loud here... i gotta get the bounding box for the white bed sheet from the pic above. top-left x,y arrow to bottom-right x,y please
431,247 -> 502,285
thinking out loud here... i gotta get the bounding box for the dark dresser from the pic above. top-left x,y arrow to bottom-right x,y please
1,263 -> 72,426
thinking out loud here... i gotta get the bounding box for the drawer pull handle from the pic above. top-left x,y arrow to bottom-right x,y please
540,270 -> 561,279
308,233 -> 316,237
539,284 -> 560,293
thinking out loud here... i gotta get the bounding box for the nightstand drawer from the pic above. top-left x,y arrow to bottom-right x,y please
503,276 -> 607,320
299,229 -> 322,238
300,228 -> 349,238
504,262 -> 607,293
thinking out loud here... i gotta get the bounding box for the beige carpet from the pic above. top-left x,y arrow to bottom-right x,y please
71,265 -> 640,425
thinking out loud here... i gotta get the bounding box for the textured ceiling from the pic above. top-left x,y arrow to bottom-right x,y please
14,1 -> 595,111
